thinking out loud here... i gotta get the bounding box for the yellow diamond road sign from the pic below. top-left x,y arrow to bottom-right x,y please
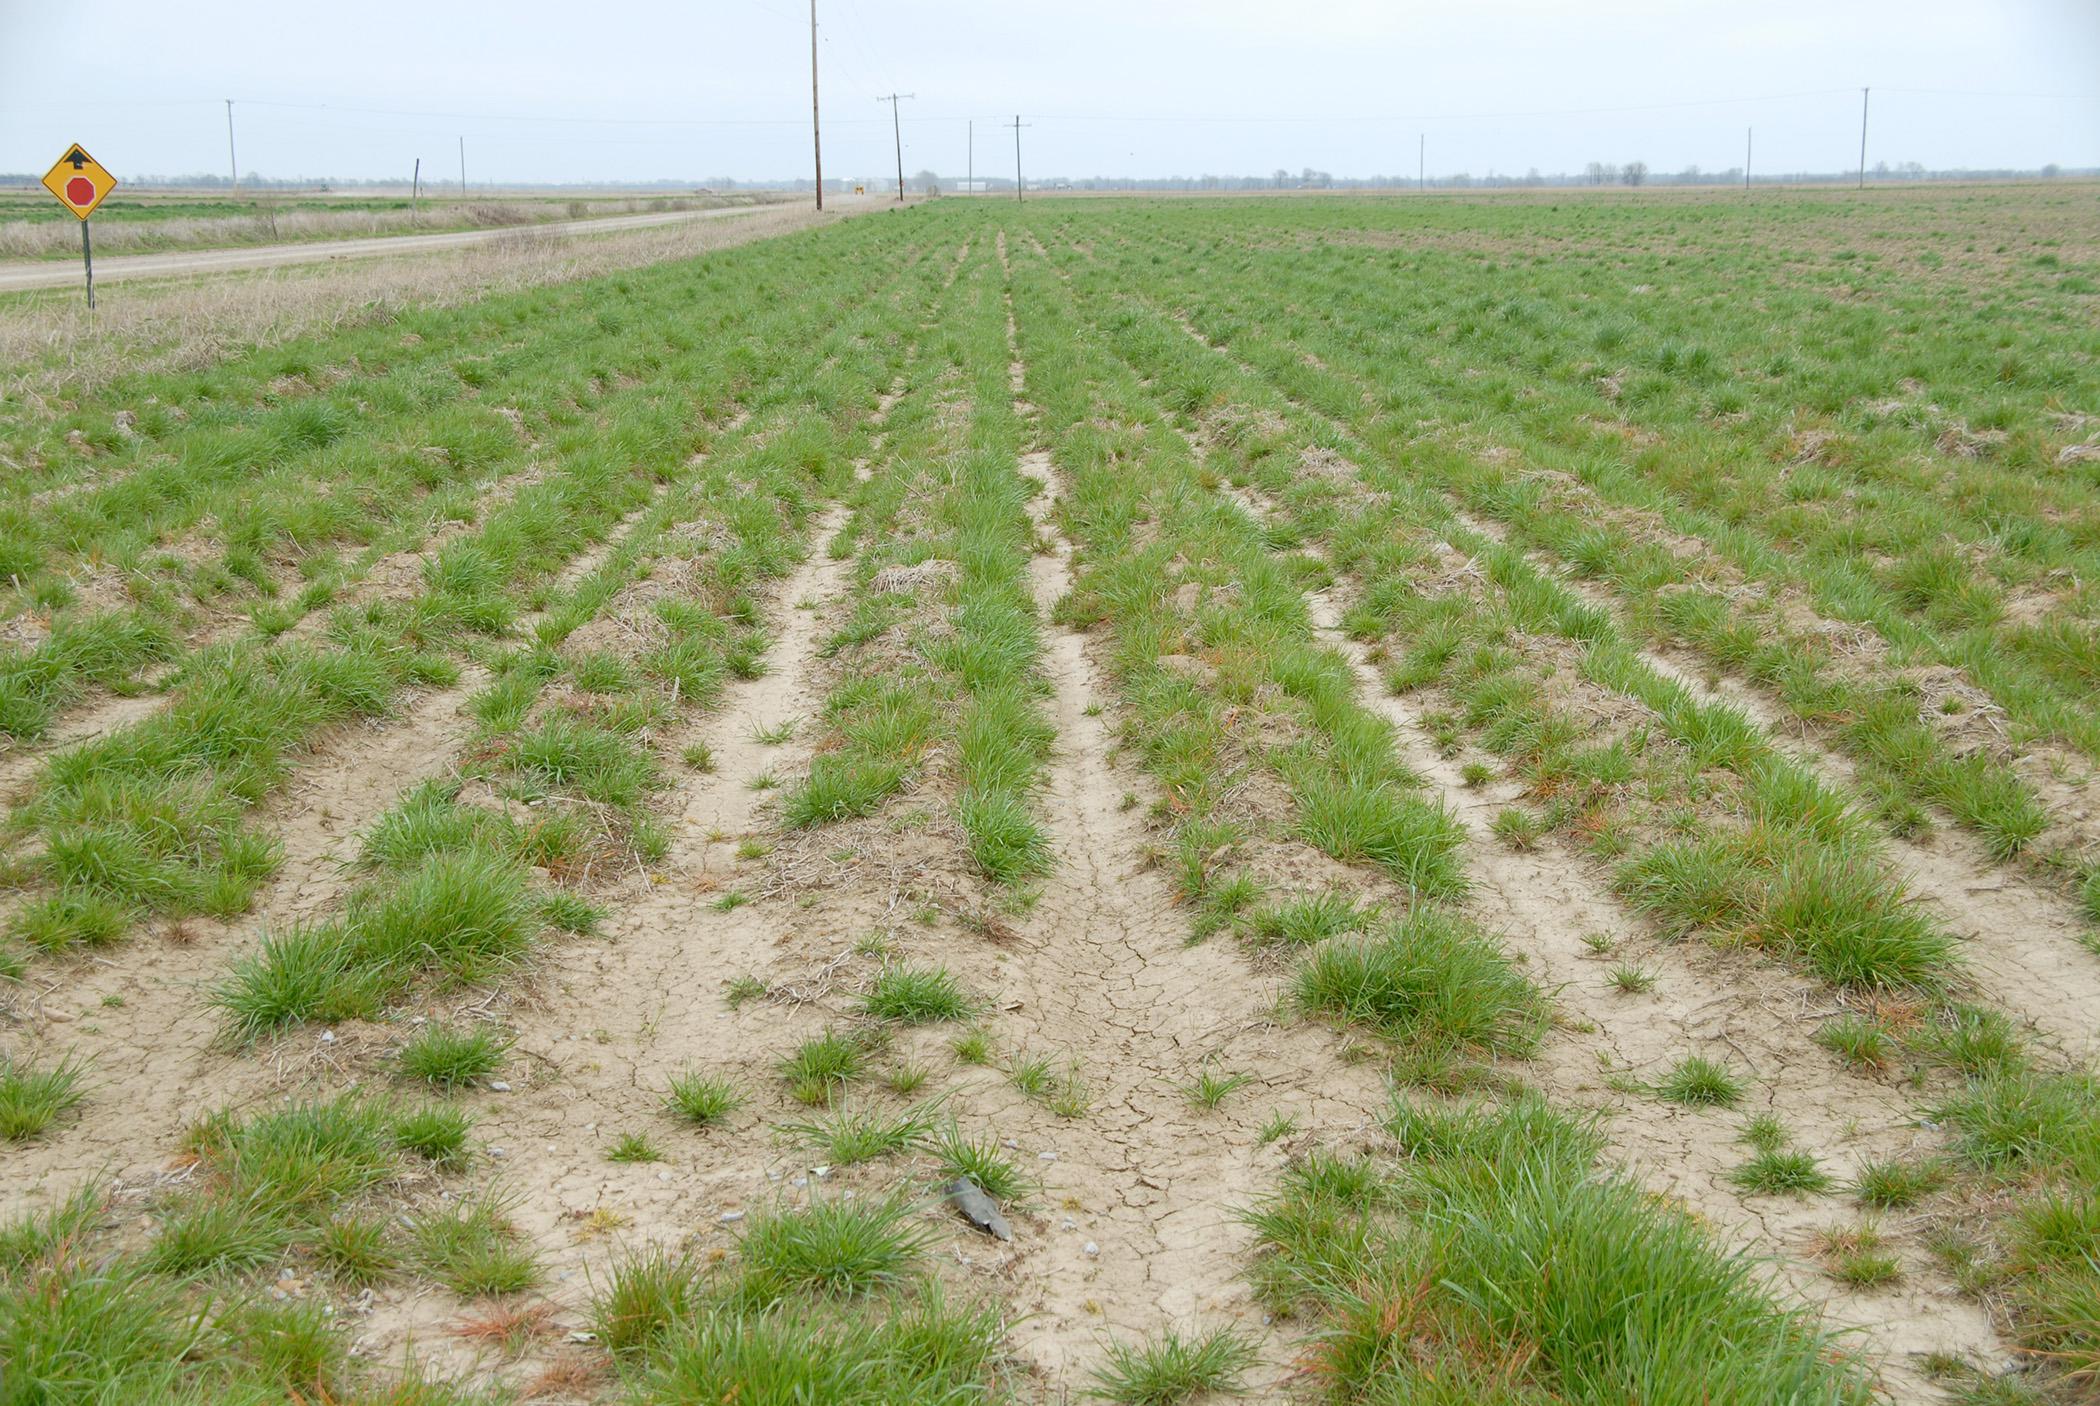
42,144 -> 118,221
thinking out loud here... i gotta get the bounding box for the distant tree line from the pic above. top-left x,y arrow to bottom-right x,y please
2,163 -> 2088,194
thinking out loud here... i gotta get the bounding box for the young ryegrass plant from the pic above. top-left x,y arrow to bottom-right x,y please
313,1214 -> 398,1286
732,1194 -> 931,1299
1731,1148 -> 1832,1197
858,964 -> 974,1024
1853,1157 -> 1945,1210
1290,906 -> 1545,1059
1084,1325 -> 1258,1405
1655,1056 -> 1746,1109
932,1120 -> 1027,1202
395,1022 -> 510,1091
1182,1065 -> 1251,1112
592,1246 -> 705,1356
665,1067 -> 745,1127
607,1132 -> 663,1164
0,1054 -> 85,1141
413,1191 -> 539,1296
780,1100 -> 940,1166
1814,1013 -> 1896,1071
781,1030 -> 866,1105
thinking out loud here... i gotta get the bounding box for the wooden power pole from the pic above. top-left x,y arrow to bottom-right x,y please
1857,88 -> 1870,189
225,99 -> 239,195
877,93 -> 914,202
1008,115 -> 1029,201
810,0 -> 824,209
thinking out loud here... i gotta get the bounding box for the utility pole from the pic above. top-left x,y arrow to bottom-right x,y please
1007,115 -> 1029,201
225,99 -> 239,196
1857,87 -> 1869,189
458,136 -> 467,196
411,157 -> 421,222
809,0 -> 824,209
1418,133 -> 1424,191
1745,128 -> 1752,191
877,93 -> 914,203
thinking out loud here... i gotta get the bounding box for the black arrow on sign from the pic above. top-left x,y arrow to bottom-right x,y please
65,148 -> 88,168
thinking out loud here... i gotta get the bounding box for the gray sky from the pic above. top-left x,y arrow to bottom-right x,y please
3,0 -> 2096,185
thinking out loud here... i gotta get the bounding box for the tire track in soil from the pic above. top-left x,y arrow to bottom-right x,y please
349,352 -> 918,1358
1197,437 -> 2000,1397
1298,581 -> 2004,1399
347,497 -> 864,1379
0,461 -> 710,1217
0,461 -> 555,804
0,673 -> 484,1216
986,445 -> 1393,1392
1450,510 -> 2100,1063
1155,284 -> 2100,1062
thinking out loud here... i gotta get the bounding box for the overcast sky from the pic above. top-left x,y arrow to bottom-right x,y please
3,0 -> 2096,185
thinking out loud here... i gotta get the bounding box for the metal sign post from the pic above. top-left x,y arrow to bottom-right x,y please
41,143 -> 118,311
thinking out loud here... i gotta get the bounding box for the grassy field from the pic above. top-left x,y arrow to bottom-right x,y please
1,183 -> 2096,1404
0,187 -> 783,259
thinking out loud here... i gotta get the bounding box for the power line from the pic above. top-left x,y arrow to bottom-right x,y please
28,82 -> 2090,135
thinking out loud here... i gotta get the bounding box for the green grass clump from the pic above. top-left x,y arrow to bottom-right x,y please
1617,832 -> 1955,990
1182,1066 -> 1251,1111
392,1105 -> 473,1168
781,1030 -> 867,1105
1251,889 -> 1376,947
951,1026 -> 994,1065
145,1194 -> 292,1275
933,1121 -> 1027,1202
1853,1157 -> 1945,1210
633,1285 -> 1007,1403
413,1192 -> 539,1296
608,1132 -> 663,1164
1814,1013 -> 1896,1071
858,964 -> 973,1024
540,889 -> 604,934
732,1195 -> 932,1299
214,850 -> 542,1038
395,1022 -> 510,1090
783,755 -> 911,827
0,1055 -> 85,1140
781,1102 -> 938,1166
665,1067 -> 745,1127
508,715 -> 659,807
1291,772 -> 1467,898
1731,1149 -> 1833,1197
1655,1056 -> 1746,1109
1084,1325 -> 1257,1405
1247,1094 -> 1877,1402
1290,907 -> 1545,1058
959,787 -> 1051,883
594,1247 -> 705,1356
313,1214 -> 398,1286
10,889 -> 132,953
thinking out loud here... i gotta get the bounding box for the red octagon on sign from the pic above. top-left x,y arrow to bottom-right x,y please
66,176 -> 94,206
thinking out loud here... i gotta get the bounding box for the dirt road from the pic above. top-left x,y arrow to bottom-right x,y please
0,202 -> 814,291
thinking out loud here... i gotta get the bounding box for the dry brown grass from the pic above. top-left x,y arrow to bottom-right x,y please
0,203 -> 842,406
0,193 -> 776,260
